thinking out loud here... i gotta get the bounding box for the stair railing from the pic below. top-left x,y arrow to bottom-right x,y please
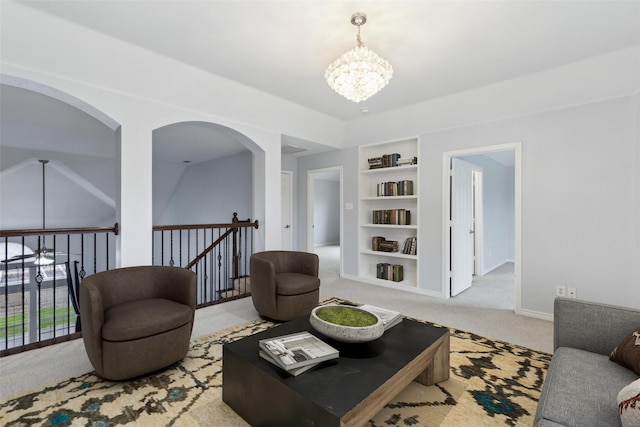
152,213 -> 258,307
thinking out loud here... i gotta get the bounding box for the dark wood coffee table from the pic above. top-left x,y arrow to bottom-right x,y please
222,315 -> 450,427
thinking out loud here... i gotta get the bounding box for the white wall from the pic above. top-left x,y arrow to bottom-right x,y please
423,96 -> 639,314
156,151 -> 253,225
2,2 -> 638,316
297,148 -> 358,266
0,2 -> 345,264
0,147 -> 117,228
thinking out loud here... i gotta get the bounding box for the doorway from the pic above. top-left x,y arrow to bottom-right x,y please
307,167 -> 343,281
443,142 -> 522,312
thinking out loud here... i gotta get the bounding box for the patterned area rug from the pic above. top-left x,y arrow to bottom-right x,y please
0,298 -> 550,426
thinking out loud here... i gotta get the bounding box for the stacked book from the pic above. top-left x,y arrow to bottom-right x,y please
376,180 -> 414,197
372,236 -> 399,252
259,332 -> 339,376
368,153 -> 401,169
372,209 -> 411,225
402,237 -> 417,255
397,156 -> 418,166
376,263 -> 404,282
359,304 -> 403,330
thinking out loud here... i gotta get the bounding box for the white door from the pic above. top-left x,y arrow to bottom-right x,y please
451,158 -> 475,296
281,171 -> 292,250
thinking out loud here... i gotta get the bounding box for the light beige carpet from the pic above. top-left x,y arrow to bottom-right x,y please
0,299 -> 550,426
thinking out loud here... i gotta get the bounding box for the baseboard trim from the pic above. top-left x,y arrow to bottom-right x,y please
516,308 -> 553,322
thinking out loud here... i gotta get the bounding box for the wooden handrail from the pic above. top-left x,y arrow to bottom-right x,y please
153,220 -> 258,232
185,228 -> 235,270
0,223 -> 119,238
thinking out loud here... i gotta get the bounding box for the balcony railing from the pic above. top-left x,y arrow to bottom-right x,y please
152,213 -> 258,308
0,224 -> 119,356
0,214 -> 258,357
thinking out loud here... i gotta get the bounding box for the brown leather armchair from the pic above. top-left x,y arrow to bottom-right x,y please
250,251 -> 320,321
79,266 -> 197,380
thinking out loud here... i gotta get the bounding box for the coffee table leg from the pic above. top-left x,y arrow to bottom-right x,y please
415,331 -> 450,386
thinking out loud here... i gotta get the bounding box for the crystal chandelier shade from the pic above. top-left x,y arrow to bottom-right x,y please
325,13 -> 393,103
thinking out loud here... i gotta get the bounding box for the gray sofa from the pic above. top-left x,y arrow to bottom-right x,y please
534,297 -> 640,427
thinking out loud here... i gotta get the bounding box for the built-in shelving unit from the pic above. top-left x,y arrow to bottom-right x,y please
358,138 -> 419,287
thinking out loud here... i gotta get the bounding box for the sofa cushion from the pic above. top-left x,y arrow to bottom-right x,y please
275,272 -> 320,296
611,327 -> 640,375
618,378 -> 640,427
536,347 -> 639,427
103,298 -> 192,342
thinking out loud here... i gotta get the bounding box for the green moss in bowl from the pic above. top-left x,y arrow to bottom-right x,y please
315,306 -> 378,327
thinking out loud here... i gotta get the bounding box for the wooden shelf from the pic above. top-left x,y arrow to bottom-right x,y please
360,249 -> 417,260
358,139 -> 419,288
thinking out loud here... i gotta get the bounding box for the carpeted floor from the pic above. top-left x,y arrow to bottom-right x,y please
0,298 -> 550,427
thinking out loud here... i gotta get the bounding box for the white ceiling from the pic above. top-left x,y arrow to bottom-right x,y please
21,0 -> 640,122
3,1 -> 640,164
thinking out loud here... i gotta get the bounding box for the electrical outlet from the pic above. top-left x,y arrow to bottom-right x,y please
556,286 -> 566,297
567,287 -> 577,298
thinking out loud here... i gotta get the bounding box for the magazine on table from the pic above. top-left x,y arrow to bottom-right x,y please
259,351 -> 322,376
259,331 -> 339,374
358,304 -> 403,330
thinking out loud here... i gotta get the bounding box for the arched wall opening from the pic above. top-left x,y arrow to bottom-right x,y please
0,75 -> 121,231
152,121 -> 258,226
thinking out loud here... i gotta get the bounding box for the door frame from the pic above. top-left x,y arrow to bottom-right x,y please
281,170 -> 293,250
442,142 -> 522,313
472,168 -> 484,276
307,166 -> 344,275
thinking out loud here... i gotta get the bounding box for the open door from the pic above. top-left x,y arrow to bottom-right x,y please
450,158 -> 474,296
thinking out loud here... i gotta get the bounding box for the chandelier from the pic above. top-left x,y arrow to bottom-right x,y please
325,13 -> 393,103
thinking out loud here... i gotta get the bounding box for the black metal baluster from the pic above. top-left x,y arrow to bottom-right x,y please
106,231 -> 110,271
169,230 -> 174,267
80,234 -> 86,281
93,233 -> 97,278
179,230 -> 183,267
3,237 -> 8,349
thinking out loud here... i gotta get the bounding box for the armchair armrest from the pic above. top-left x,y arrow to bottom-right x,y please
250,255 -> 278,313
554,297 -> 640,356
79,279 -> 106,370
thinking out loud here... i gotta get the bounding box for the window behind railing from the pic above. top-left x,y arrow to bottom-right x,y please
152,213 -> 258,307
0,224 -> 119,356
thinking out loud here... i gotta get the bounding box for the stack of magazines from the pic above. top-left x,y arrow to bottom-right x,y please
359,304 -> 403,330
259,332 -> 339,376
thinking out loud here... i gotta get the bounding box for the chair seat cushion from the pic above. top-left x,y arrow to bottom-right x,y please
103,298 -> 192,342
275,273 -> 320,296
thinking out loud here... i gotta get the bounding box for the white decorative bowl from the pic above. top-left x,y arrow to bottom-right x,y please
310,305 -> 384,343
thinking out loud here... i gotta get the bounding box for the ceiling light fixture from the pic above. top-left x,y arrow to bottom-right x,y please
325,13 -> 393,103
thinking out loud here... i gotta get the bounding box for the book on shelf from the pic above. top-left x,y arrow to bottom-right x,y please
397,156 -> 418,166
359,304 -> 403,330
401,237 -> 417,255
367,153 -> 402,169
376,180 -> 414,197
398,180 -> 414,196
376,263 -> 404,282
372,209 -> 411,225
258,331 -> 339,375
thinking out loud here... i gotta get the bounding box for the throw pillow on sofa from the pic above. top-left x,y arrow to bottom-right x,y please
611,327 -> 640,375
618,378 -> 640,427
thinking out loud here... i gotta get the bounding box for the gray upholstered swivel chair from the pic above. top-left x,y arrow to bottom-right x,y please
80,266 -> 197,380
250,251 -> 320,321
